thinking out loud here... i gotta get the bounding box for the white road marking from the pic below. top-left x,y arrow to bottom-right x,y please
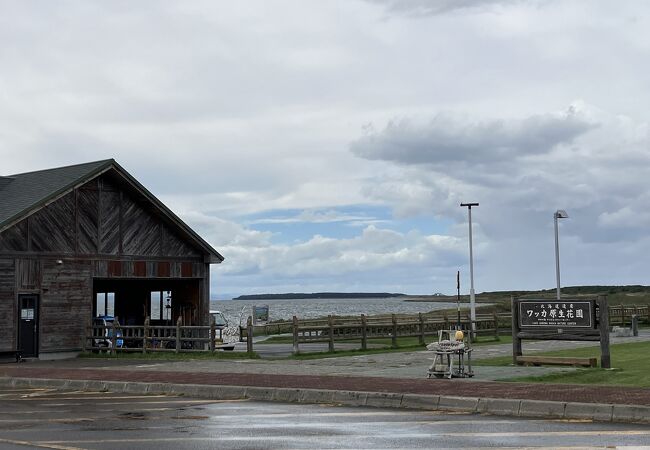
0,437 -> 85,450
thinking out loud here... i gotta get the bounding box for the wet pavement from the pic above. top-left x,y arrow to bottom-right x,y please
1,387 -> 649,449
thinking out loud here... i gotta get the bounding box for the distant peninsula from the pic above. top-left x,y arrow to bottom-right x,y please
233,292 -> 405,300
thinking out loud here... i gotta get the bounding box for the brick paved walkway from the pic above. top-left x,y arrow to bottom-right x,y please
2,366 -> 650,407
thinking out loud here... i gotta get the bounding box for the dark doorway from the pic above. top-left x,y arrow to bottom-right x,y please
18,294 -> 39,357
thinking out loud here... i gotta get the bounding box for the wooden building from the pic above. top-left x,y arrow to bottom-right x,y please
0,160 -> 223,359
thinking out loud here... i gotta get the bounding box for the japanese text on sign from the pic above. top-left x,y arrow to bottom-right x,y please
519,301 -> 592,328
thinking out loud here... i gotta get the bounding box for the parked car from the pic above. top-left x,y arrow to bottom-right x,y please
92,316 -> 124,350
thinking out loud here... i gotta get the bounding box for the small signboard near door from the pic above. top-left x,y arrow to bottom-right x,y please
18,294 -> 39,357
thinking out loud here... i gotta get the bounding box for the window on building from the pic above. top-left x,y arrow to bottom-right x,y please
150,291 -> 172,321
96,292 -> 115,317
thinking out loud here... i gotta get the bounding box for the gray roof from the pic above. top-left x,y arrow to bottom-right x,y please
0,159 -> 223,262
0,159 -> 113,230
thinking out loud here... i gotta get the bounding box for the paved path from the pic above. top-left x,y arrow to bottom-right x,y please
3,365 -> 650,407
40,330 -> 645,382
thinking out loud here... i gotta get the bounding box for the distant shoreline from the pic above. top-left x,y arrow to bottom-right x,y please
232,292 -> 405,300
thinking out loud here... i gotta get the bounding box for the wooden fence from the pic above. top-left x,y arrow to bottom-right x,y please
84,304 -> 647,356
607,305 -> 650,326
82,316 -> 250,354
290,311 -> 509,354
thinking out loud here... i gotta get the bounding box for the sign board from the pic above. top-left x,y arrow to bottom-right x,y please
253,305 -> 269,325
519,301 -> 593,328
511,296 -> 610,369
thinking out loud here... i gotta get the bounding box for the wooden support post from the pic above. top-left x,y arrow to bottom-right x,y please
210,320 -> 216,352
493,310 -> 499,339
599,295 -> 611,369
443,311 -> 449,330
511,297 -> 522,364
110,320 -> 116,356
328,315 -> 334,352
143,317 -> 149,354
246,316 -> 254,354
82,316 -> 90,352
292,316 -> 299,355
361,314 -> 367,350
418,313 -> 425,346
391,314 -> 398,349
621,304 -> 625,327
176,316 -> 182,353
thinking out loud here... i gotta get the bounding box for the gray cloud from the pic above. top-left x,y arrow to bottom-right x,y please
350,108 -> 596,166
368,0 -> 527,16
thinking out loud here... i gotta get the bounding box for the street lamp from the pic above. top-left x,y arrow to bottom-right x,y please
554,210 -> 569,300
460,202 -> 479,335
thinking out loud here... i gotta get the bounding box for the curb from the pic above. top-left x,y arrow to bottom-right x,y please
1,376 -> 648,424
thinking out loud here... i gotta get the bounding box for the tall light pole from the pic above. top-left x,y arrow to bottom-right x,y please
460,202 -> 478,334
554,210 -> 569,300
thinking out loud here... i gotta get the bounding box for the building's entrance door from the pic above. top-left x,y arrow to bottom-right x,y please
18,294 -> 39,357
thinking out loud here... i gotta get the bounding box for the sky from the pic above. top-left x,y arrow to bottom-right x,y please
1,0 -> 649,298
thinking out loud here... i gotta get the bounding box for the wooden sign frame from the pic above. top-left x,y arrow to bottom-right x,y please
511,295 -> 610,368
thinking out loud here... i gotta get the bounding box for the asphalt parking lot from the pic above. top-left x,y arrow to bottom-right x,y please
0,388 -> 650,449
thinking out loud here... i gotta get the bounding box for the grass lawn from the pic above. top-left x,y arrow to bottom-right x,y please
261,334 -> 507,346
81,351 -> 259,360
264,334 -> 508,360
477,340 -> 650,387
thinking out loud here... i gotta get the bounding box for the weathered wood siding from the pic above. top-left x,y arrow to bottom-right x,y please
0,258 -> 15,351
0,173 -> 204,259
30,192 -> 76,253
0,220 -> 27,252
78,187 -> 99,254
40,260 -> 92,352
90,260 -> 205,279
17,259 -> 40,290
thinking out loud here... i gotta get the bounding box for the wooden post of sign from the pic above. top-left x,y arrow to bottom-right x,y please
391,314 -> 398,349
598,295 -> 611,369
361,314 -> 367,350
511,296 -> 522,364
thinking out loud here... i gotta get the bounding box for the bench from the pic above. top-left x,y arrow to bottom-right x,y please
0,350 -> 23,363
516,356 -> 597,368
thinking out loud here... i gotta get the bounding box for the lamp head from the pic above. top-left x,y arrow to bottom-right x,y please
555,210 -> 569,219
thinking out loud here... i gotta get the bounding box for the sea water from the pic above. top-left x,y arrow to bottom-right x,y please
210,297 -> 460,326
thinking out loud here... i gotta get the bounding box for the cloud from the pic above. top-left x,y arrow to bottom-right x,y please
350,106 -> 595,167
350,103 -> 650,264
367,0 -> 526,16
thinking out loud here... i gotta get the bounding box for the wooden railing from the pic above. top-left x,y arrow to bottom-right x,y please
607,305 -> 650,326
84,304 -> 648,356
83,316 -> 236,354
290,312 -> 504,354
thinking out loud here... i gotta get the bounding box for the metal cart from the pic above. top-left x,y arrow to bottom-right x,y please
426,330 -> 474,379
